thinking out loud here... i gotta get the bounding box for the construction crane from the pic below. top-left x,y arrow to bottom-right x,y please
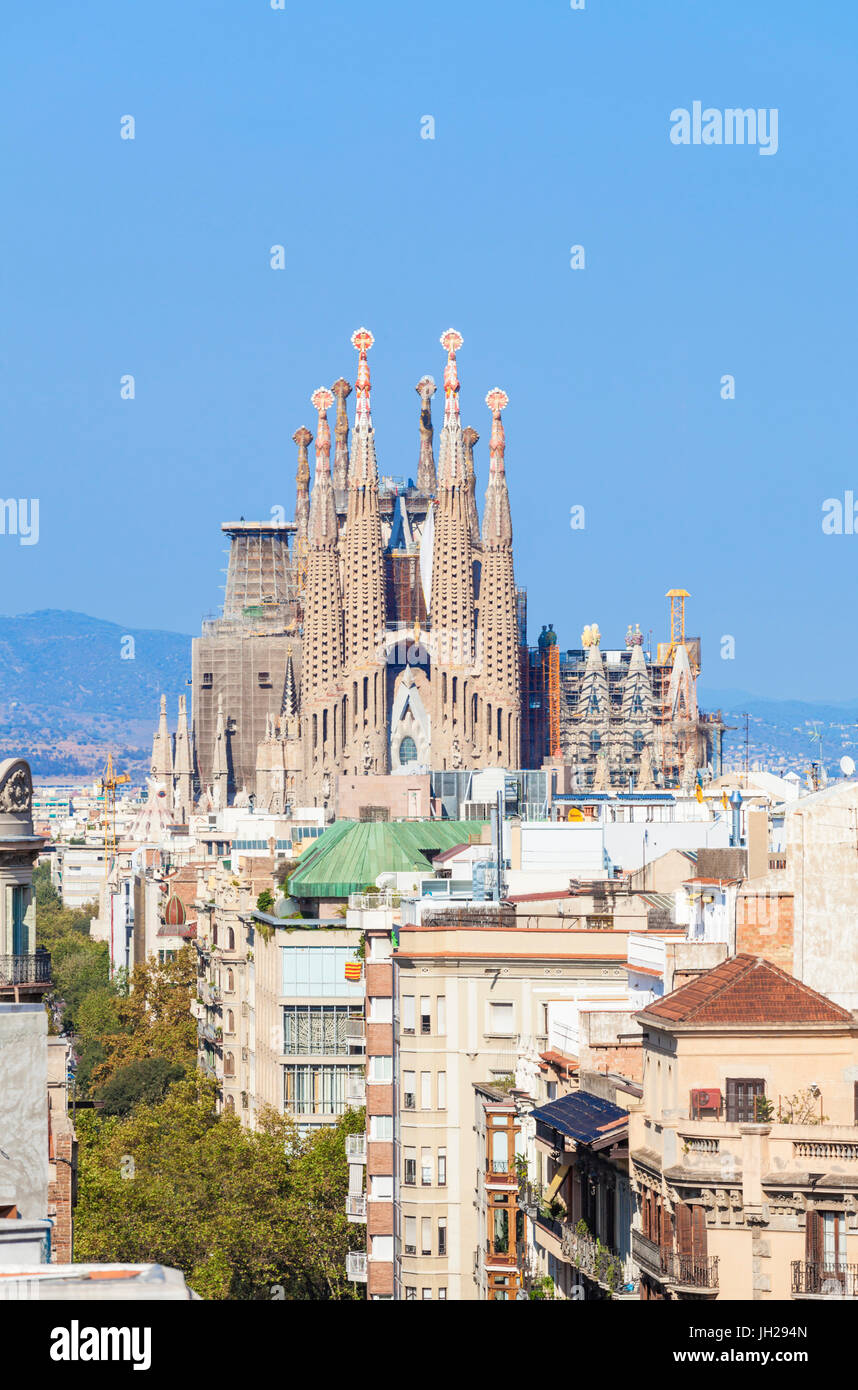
101,753 -> 130,867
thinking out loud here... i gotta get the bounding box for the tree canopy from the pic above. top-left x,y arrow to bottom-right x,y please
74,1077 -> 364,1299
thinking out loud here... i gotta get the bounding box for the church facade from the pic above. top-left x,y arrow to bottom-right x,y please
152,328 -> 522,813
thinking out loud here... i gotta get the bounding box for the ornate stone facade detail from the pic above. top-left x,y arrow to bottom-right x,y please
0,761 -> 32,815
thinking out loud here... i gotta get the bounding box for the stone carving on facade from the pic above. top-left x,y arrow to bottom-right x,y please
0,762 -> 32,815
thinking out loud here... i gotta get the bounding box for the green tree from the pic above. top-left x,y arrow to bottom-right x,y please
74,1078 -> 364,1299
96,1057 -> 186,1116
88,946 -> 197,1090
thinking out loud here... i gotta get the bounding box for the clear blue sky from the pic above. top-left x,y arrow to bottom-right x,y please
2,0 -> 856,700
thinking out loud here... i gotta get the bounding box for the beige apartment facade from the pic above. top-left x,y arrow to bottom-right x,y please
630,953 -> 858,1301
195,852 -> 365,1130
348,896 -> 653,1300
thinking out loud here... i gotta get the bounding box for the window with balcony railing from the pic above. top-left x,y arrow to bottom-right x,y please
283,1064 -> 363,1115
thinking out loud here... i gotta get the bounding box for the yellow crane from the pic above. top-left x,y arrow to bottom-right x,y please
101,753 -> 130,867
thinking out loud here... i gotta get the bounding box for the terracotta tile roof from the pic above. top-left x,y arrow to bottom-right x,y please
638,953 -> 853,1026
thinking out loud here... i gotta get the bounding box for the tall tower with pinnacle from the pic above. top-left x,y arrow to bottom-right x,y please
173,694 -> 195,820
151,694 -> 173,787
340,329 -> 389,774
331,378 -> 352,493
301,386 -> 346,796
211,694 -> 230,810
293,426 -> 312,545
475,388 -> 520,766
429,329 -> 477,769
416,376 -> 438,493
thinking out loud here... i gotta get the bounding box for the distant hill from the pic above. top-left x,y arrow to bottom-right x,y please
0,611 -> 854,782
698,687 -> 858,776
0,610 -> 191,779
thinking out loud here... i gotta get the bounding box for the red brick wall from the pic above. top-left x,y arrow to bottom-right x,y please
368,1141 -> 394,1176
366,1022 -> 393,1056
367,1083 -> 394,1116
736,893 -> 794,973
579,1045 -> 643,1082
47,1132 -> 75,1262
368,1261 -> 394,1297
365,963 -> 392,996
368,1202 -> 394,1236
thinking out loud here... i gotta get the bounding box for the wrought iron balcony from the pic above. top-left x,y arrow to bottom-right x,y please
631,1231 -> 718,1291
660,1250 -> 719,1291
560,1226 -> 635,1295
0,951 -> 51,994
792,1261 -> 858,1298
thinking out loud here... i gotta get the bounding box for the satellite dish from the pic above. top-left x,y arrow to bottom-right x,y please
840,756 -> 855,777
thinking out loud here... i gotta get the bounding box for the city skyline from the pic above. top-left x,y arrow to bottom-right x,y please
2,0 -> 856,700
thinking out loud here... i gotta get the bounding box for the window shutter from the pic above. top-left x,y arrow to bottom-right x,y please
806,1209 -> 823,1265
676,1203 -> 693,1259
726,1078 -> 738,1123
691,1204 -> 707,1263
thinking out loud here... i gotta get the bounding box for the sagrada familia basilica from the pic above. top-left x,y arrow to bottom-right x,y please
149,329 -> 723,816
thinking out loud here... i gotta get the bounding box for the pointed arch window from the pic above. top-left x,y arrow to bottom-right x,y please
590,730 -> 602,754
633,732 -> 645,755
399,737 -> 417,766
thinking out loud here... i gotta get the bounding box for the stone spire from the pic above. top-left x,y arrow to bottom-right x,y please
292,426 -> 312,543
302,388 -> 343,702
429,329 -> 478,769
416,376 -> 437,493
281,646 -> 297,718
475,389 -> 519,766
308,388 -> 338,547
342,335 -> 387,639
173,694 -> 194,820
462,425 -> 481,543
332,377 -> 352,492
151,694 -> 173,785
212,693 -> 229,810
340,329 -> 388,774
482,389 -> 512,544
436,329 -> 467,486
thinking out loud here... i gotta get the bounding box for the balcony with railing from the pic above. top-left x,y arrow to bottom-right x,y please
560,1226 -> 637,1298
792,1261 -> 858,1298
346,1251 -> 367,1282
346,1194 -> 367,1222
0,950 -> 51,997
347,891 -> 401,910
632,1230 -> 718,1292
346,1134 -> 367,1164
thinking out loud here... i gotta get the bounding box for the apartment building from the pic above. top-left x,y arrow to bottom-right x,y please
629,953 -> 858,1300
518,1075 -> 638,1300
52,842 -> 105,909
347,892 -> 660,1299
194,852 -> 364,1130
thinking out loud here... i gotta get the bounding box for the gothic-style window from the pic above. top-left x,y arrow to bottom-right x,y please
633,732 -> 645,754
399,736 -> 417,766
632,692 -> 644,714
590,730 -> 602,754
